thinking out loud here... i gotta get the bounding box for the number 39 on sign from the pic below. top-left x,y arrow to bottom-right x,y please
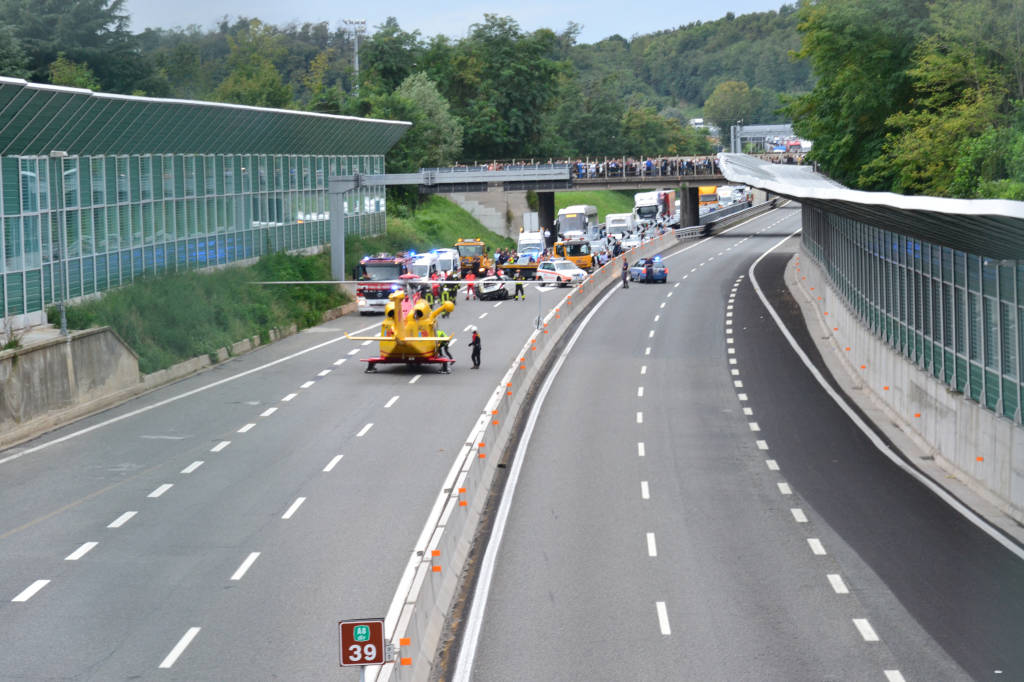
339,619 -> 386,667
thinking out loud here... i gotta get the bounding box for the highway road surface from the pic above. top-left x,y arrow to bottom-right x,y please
459,206 -> 1024,681
0,278 -> 553,680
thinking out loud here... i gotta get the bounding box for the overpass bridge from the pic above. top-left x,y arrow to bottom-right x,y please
331,161 -> 729,239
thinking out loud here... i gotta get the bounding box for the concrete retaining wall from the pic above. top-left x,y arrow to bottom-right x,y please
446,186 -> 529,238
0,328 -> 140,448
793,249 -> 1024,524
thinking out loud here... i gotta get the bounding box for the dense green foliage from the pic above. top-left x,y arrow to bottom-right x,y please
0,3 -> 813,162
51,252 -> 348,373
789,0 -> 1024,198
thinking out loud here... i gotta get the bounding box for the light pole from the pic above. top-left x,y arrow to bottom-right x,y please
343,19 -> 367,97
49,150 -> 68,336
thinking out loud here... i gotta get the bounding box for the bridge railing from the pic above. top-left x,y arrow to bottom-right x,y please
455,156 -> 722,179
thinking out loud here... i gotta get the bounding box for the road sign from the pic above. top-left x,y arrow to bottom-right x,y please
339,619 -> 386,667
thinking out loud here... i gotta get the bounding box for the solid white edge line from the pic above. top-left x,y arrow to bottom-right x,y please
158,627 -> 201,668
12,579 -> 50,602
0,322 -> 380,466
107,511 -> 137,528
323,454 -> 343,472
853,618 -> 880,642
748,230 -> 1024,562
655,601 -> 672,635
281,497 -> 306,520
453,283 -> 621,682
230,552 -> 261,581
65,541 -> 98,561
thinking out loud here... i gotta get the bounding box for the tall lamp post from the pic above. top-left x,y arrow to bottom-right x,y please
49,150 -> 68,336
343,19 -> 366,97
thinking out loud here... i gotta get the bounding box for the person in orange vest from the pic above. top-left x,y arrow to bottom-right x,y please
465,271 -> 477,300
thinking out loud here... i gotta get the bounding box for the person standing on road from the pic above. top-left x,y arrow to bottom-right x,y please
437,329 -> 453,360
621,257 -> 629,289
514,271 -> 525,301
465,271 -> 477,301
468,326 -> 481,368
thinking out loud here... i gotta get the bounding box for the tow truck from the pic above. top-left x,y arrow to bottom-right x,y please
454,238 -> 493,277
552,238 -> 595,271
353,253 -> 410,314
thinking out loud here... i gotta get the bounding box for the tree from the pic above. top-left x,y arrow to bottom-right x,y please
703,80 -> 759,136
0,24 -> 30,78
785,0 -> 931,188
49,53 -> 101,89
619,105 -> 711,156
389,73 -> 463,169
214,19 -> 292,108
361,18 -> 423,94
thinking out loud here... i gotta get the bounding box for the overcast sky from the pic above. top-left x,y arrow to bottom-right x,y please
124,1 -> 792,44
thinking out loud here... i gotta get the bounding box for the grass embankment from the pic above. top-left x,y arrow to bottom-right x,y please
345,195 -> 515,275
54,252 -> 347,374
554,190 -> 636,222
53,196 -> 508,374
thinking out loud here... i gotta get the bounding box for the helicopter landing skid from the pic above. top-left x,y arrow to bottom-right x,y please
361,356 -> 455,373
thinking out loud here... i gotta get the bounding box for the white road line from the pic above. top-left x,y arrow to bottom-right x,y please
727,304 -> 733,310
230,552 -> 261,581
65,541 -> 98,561
884,671 -> 906,682
323,454 -> 344,472
409,374 -> 421,384
108,511 -> 137,528
641,481 -> 650,499
463,325 -> 472,332
148,484 -> 173,498
357,423 -> 373,437
726,338 -> 734,344
791,508 -> 808,523
12,579 -> 50,602
659,302 -> 666,309
729,358 -> 738,365
646,532 -> 658,557
828,573 -> 850,594
210,441 -> 230,452
808,538 -> 827,555
667,292 -> 673,297
748,422 -> 760,431
362,340 -> 373,346
478,312 -> 488,319
640,365 -> 647,375
159,627 -> 201,669
636,412 -> 643,424
300,381 -> 315,389
637,386 -> 644,398
318,369 -> 332,377
756,440 -> 769,450
728,347 -> 735,354
699,262 -> 705,267
638,442 -> 645,457
654,315 -> 660,322
648,330 -> 655,338
645,347 -> 651,355
347,348 -> 360,356
682,275 -> 688,279
778,482 -> 792,495
385,396 -> 400,408
260,407 -> 277,417
181,461 -> 204,474
333,358 -> 346,366
766,459 -> 780,471
731,369 -> 740,376
690,268 -> 696,273
655,602 -> 671,635
737,393 -> 748,401
734,380 -> 744,388
281,497 -> 306,520
726,311 -> 733,318
750,231 -> 1024,562
674,282 -> 680,288
493,302 -> 502,308
281,393 -> 297,402
237,423 -> 255,433
742,407 -> 753,415
853,618 -> 880,642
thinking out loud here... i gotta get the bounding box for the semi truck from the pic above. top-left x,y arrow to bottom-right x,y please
555,205 -> 601,241
633,190 -> 676,228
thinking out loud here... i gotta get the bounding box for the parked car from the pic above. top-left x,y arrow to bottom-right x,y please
622,236 -> 642,251
474,275 -> 513,300
629,257 -> 668,283
536,259 -> 587,286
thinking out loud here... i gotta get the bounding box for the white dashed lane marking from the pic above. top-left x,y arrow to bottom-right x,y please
808,538 -> 827,555
347,348 -> 360,356
640,481 -> 650,499
333,358 -> 346,366
636,412 -> 643,424
385,396 -> 399,408
323,455 -> 343,472
790,508 -> 808,523
210,441 -> 230,453
777,482 -> 792,495
361,340 -> 372,346
766,459 -> 779,471
646,532 -> 658,557
637,387 -> 644,398
181,461 -> 203,474
12,579 -> 50,602
260,407 -> 277,417
655,602 -> 671,635
756,440 -> 769,450
159,627 -> 201,669
853,618 -> 880,642
148,484 -> 173,498
65,542 -> 98,561
317,369 -> 332,377
281,497 -> 306,520
230,552 -> 261,581
300,381 -> 315,389
828,573 -> 850,594
356,423 -> 373,437
409,374 -> 421,384
637,442 -> 645,457
281,393 -> 297,402
107,511 -> 137,528
237,423 -> 255,433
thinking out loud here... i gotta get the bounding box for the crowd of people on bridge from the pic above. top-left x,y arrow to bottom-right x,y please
448,151 -> 806,176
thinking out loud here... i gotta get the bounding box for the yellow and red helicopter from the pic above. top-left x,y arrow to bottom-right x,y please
345,288 -> 456,373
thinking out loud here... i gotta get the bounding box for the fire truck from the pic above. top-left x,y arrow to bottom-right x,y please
353,253 -> 410,315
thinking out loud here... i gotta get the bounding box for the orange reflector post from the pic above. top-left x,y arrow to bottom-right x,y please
977,456 -> 984,462
401,657 -> 412,666
432,565 -> 441,573
431,549 -> 440,557
883,386 -> 890,390
400,638 -> 411,647
914,413 -> 921,418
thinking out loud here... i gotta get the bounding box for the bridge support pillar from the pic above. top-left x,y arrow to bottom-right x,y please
681,186 -> 700,227
537,191 -> 556,246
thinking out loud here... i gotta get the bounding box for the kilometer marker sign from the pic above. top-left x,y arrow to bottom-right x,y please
339,618 -> 386,667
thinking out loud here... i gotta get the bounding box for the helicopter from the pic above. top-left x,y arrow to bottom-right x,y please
345,288 -> 457,373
